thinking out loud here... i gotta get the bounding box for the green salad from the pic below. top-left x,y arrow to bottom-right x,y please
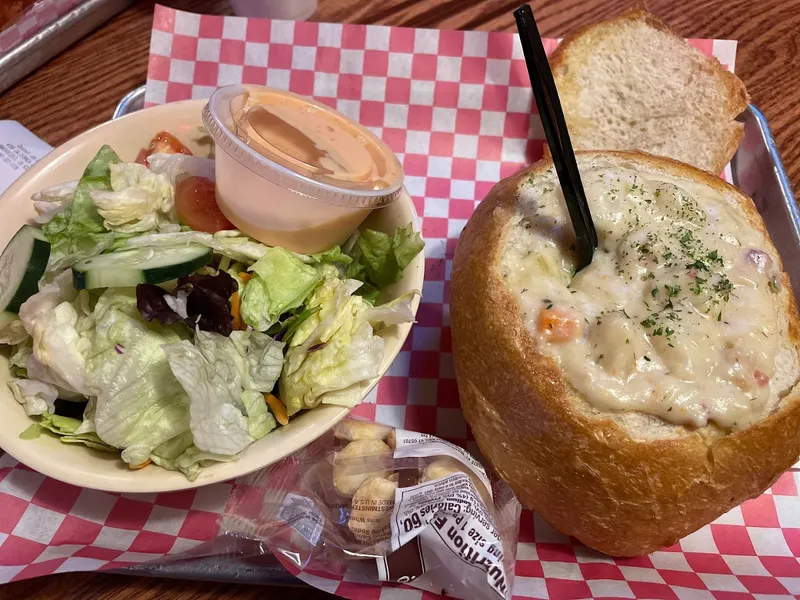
0,133 -> 423,480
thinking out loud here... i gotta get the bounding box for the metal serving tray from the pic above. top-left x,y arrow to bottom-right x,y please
113,534 -> 298,585
109,90 -> 800,584
113,91 -> 800,300
731,107 -> 800,299
0,0 -> 134,95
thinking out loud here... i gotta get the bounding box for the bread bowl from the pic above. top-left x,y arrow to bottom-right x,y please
451,151 -> 800,556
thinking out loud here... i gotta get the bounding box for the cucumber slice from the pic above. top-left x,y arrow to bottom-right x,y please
0,310 -> 18,327
0,225 -> 51,314
72,244 -> 212,289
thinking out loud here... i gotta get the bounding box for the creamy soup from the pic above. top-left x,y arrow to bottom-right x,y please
500,157 -> 798,431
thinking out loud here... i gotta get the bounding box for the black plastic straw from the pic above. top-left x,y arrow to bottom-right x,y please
514,4 -> 597,270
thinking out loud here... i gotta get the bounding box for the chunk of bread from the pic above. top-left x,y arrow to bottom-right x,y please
549,10 -> 749,174
451,151 -> 800,556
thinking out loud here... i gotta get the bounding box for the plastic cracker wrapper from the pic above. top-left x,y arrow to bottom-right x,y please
223,418 -> 521,600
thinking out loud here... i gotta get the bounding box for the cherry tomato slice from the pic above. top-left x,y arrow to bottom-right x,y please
134,147 -> 150,165
148,131 -> 192,156
136,131 -> 193,165
175,176 -> 234,233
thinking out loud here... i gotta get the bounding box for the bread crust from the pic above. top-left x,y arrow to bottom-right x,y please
546,9 -> 750,176
451,151 -> 800,556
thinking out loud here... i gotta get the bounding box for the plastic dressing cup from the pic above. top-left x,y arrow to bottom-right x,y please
202,85 -> 405,254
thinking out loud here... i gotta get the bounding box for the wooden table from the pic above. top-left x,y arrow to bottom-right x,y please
1,0 -> 799,598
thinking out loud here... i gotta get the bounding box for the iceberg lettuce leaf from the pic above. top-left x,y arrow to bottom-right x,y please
126,230 -> 269,264
9,378 -> 58,416
364,290 -> 420,327
163,330 -> 282,456
90,162 -> 175,233
280,275 -> 384,415
41,146 -> 119,271
19,271 -> 91,395
151,431 -> 235,481
86,289 -> 190,467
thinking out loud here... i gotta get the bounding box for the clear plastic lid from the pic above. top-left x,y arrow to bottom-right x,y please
202,85 -> 404,208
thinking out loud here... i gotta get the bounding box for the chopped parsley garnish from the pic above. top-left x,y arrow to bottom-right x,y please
594,186 -> 733,340
686,259 -> 709,271
690,277 -> 706,295
713,277 -> 733,302
706,250 -> 723,265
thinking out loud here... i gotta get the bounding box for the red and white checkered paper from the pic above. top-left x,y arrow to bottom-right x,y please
1,4 -> 799,598
0,0 -> 85,53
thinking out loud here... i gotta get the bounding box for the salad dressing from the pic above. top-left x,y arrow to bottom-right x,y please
235,97 -> 397,191
204,85 -> 405,254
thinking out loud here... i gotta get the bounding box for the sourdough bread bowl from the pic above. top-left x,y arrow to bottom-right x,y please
451,151 -> 800,556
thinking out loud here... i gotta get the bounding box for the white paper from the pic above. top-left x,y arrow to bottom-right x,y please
0,121 -> 52,195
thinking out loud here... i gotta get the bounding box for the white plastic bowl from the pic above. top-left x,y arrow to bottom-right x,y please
0,99 -> 422,493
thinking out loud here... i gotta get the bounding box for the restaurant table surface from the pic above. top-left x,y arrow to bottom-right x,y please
1,0 -> 799,598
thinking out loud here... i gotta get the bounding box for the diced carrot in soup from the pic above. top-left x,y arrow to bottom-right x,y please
537,307 -> 582,342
